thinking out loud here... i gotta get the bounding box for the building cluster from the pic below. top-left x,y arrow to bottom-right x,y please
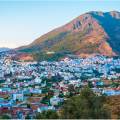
0,52 -> 120,118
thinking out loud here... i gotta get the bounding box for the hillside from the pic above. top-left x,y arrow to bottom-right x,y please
105,95 -> 120,119
18,11 -> 120,58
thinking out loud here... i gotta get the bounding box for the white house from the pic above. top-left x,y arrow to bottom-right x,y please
12,92 -> 24,101
50,96 -> 61,106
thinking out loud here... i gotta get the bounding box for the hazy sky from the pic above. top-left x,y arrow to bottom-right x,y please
0,0 -> 120,48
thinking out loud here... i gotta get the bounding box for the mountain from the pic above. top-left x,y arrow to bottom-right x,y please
18,11 -> 120,57
0,47 -> 11,52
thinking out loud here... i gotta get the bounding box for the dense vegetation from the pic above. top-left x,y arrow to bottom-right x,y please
35,87 -> 111,119
0,115 -> 11,119
60,87 -> 110,119
35,110 -> 59,119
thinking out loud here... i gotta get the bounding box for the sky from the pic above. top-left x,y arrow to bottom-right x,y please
0,0 -> 120,48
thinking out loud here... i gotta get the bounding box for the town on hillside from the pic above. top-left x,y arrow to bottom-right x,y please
0,51 -> 120,119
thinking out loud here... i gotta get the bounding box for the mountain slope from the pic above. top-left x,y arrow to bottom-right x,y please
18,11 -> 120,57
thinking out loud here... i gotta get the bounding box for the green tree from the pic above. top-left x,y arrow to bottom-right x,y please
35,110 -> 59,119
25,114 -> 31,119
0,114 -> 11,119
68,84 -> 76,97
88,81 -> 94,88
41,90 -> 54,105
27,103 -> 31,108
60,87 -> 110,119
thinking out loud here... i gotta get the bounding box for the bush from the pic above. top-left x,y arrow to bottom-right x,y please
35,110 -> 59,119
60,87 -> 110,119
0,114 -> 11,119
